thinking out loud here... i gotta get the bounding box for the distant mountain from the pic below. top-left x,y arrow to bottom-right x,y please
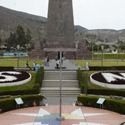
75,25 -> 88,32
0,6 -> 46,42
0,6 -> 125,46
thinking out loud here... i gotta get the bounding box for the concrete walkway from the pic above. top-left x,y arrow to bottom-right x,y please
44,59 -> 78,70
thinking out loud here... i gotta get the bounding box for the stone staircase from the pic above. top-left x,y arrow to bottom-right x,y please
41,70 -> 81,97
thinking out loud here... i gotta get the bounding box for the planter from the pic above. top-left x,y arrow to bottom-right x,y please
90,71 -> 125,89
0,71 -> 31,86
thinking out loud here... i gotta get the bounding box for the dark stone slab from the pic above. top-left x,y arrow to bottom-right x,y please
47,0 -> 74,48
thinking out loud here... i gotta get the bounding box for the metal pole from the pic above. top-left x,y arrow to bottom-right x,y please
17,45 -> 20,67
59,50 -> 62,119
17,53 -> 19,67
92,41 -> 93,60
101,46 -> 104,71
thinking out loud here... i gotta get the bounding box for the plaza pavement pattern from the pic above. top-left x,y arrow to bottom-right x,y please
0,105 -> 124,125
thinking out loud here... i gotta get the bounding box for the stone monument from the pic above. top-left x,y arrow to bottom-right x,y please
43,0 -> 76,59
46,0 -> 74,48
43,0 -> 90,59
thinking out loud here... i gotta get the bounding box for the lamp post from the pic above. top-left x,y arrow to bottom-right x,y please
101,45 -> 104,71
25,43 -> 30,66
57,49 -> 64,121
117,47 -> 119,65
59,50 -> 63,120
17,45 -> 20,67
91,40 -> 94,60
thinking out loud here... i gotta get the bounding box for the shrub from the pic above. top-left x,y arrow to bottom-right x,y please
89,66 -> 125,71
0,94 -> 44,112
77,69 -> 88,94
0,67 -> 14,71
77,95 -> 125,114
87,89 -> 125,97
35,66 -> 44,88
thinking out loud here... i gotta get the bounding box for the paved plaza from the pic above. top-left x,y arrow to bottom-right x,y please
0,105 -> 124,125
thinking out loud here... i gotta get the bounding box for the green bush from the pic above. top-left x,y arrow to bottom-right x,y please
89,66 -> 125,71
35,66 -> 44,87
77,69 -> 88,94
87,89 -> 125,97
77,95 -> 125,114
0,94 -> 44,112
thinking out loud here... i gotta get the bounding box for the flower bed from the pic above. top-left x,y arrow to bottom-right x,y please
0,71 -> 31,86
90,71 -> 125,89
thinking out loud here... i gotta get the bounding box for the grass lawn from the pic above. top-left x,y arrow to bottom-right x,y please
0,57 -> 43,67
94,53 -> 125,60
75,59 -> 125,67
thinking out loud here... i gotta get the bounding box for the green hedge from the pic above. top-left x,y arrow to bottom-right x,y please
87,89 -> 125,97
35,66 -> 44,88
0,94 -> 44,112
77,69 -> 88,94
77,95 -> 125,114
89,66 -> 125,71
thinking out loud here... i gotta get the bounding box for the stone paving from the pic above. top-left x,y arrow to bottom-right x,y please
0,105 -> 125,125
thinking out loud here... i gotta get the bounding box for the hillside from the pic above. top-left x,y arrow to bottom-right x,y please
0,6 -> 125,46
0,6 -> 46,42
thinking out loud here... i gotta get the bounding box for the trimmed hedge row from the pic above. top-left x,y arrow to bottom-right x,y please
77,68 -> 88,94
35,66 -> 44,88
0,94 -> 44,112
87,89 -> 125,97
0,67 -> 14,71
89,66 -> 125,71
77,95 -> 125,114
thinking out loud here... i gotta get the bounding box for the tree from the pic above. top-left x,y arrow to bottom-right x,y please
0,38 -> 2,46
25,28 -> 32,49
6,32 -> 17,50
6,25 -> 32,51
16,25 -> 26,48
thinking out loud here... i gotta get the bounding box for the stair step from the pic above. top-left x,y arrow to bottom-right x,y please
41,87 -> 80,91
44,71 -> 77,80
41,87 -> 81,97
42,80 -> 79,87
41,70 -> 80,98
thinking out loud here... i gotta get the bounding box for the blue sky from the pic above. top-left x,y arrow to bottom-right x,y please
0,0 -> 125,30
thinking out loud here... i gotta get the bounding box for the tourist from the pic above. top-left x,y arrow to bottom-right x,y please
44,56 -> 49,66
26,61 -> 31,70
32,62 -> 36,71
56,59 -> 60,69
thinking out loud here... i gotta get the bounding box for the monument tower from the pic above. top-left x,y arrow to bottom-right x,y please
44,0 -> 90,59
46,0 -> 75,48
